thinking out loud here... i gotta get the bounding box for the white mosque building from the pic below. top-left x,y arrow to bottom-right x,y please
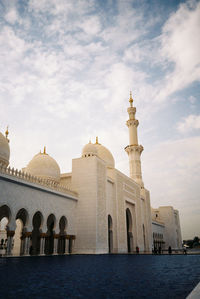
0,94 -> 182,256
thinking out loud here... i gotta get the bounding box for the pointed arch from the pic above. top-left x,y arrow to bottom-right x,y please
58,216 -> 67,254
126,208 -> 133,253
45,214 -> 56,255
31,211 -> 43,255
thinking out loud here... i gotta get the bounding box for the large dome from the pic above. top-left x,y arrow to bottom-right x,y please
26,148 -> 60,182
0,131 -> 10,167
82,142 -> 98,157
94,138 -> 115,169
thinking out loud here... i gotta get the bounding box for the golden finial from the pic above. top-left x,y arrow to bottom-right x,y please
96,136 -> 98,144
129,91 -> 133,107
5,125 -> 9,139
43,146 -> 46,154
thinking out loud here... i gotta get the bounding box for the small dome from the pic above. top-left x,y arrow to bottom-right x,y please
94,140 -> 115,169
26,149 -> 60,182
82,142 -> 97,157
0,131 -> 10,167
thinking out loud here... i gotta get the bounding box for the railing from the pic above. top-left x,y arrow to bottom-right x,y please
0,163 -> 78,197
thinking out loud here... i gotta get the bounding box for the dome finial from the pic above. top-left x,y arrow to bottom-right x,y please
43,146 -> 46,154
5,126 -> 9,142
5,125 -> 9,138
96,136 -> 99,144
129,91 -> 133,107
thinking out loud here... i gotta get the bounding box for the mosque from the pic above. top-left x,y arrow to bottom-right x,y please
0,94 -> 182,256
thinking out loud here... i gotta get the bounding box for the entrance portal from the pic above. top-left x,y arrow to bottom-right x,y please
126,208 -> 133,253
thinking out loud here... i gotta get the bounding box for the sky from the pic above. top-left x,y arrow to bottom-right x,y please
0,0 -> 199,239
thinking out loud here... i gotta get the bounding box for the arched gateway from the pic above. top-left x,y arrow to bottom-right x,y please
126,208 -> 133,253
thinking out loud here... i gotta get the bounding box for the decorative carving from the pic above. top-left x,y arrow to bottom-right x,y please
126,119 -> 139,127
124,144 -> 144,154
0,164 -> 78,196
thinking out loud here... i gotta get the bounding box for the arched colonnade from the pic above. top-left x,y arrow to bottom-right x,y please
0,205 -> 75,256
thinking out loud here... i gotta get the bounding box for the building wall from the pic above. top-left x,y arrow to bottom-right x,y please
60,173 -> 72,188
152,221 -> 165,251
0,173 -> 77,235
152,207 -> 182,249
72,156 -> 108,254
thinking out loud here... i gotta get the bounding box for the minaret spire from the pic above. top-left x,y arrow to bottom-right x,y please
125,92 -> 144,187
129,91 -> 133,107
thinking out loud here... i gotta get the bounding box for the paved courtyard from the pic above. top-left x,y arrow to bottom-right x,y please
0,254 -> 200,298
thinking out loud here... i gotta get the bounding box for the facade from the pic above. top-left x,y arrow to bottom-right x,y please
0,94 -> 182,256
152,207 -> 182,251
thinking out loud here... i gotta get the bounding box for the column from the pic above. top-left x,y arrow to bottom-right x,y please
53,234 -> 59,255
69,236 -> 76,254
65,235 -> 69,254
40,233 -> 46,255
24,232 -> 32,255
20,234 -> 25,255
6,231 -> 15,256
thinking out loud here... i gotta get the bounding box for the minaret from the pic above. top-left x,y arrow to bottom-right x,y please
125,92 -> 144,187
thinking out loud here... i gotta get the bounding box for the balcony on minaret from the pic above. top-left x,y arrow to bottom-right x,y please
127,106 -> 136,120
126,119 -> 139,128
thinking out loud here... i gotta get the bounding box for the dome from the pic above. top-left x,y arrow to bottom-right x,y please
0,131 -> 10,167
26,148 -> 60,182
94,138 -> 115,168
82,142 -> 98,157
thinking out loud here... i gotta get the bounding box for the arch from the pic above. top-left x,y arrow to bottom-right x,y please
0,205 -> 11,222
108,215 -> 113,253
0,205 -> 12,255
58,216 -> 67,254
45,214 -> 56,255
0,217 -> 8,255
12,208 -> 29,256
126,208 -> 133,253
31,211 -> 43,255
59,216 -> 67,234
16,208 -> 29,227
12,219 -> 23,256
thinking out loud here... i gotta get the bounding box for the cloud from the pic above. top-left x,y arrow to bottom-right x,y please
177,114 -> 200,133
4,8 -> 18,24
0,0 -> 199,240
142,136 -> 200,239
157,1 -> 200,101
189,95 -> 197,104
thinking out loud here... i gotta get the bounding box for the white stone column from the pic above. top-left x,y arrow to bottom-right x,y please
6,231 -> 15,256
65,237 -> 69,254
53,235 -> 59,255
24,237 -> 28,255
40,234 -> 46,255
24,233 -> 31,255
71,238 -> 74,254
